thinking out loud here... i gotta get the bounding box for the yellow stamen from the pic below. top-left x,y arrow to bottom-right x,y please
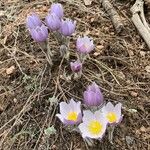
88,120 -> 102,135
67,112 -> 78,121
106,112 -> 117,123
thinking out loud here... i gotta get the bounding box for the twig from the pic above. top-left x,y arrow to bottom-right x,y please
130,0 -> 150,49
100,0 -> 124,34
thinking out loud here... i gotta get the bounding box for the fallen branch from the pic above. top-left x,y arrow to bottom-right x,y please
130,0 -> 150,49
100,0 -> 124,34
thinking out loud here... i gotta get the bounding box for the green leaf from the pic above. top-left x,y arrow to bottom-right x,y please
44,126 -> 56,136
48,96 -> 58,105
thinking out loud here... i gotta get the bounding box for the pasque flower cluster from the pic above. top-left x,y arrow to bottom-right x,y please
26,3 -> 95,77
56,82 -> 123,140
26,2 -> 123,143
26,3 -> 76,42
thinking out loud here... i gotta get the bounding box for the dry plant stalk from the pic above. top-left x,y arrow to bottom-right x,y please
130,0 -> 150,49
100,0 -> 124,34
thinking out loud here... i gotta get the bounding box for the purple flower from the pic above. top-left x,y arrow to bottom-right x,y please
83,82 -> 104,106
30,24 -> 48,42
56,99 -> 82,125
79,110 -> 107,139
50,3 -> 64,19
70,60 -> 82,73
59,19 -> 76,36
76,36 -> 94,54
26,13 -> 42,29
102,102 -> 123,125
45,13 -> 61,31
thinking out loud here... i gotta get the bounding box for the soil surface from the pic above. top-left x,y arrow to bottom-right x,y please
0,0 -> 150,150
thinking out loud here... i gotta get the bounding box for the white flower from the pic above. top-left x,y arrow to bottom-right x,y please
79,110 -> 107,139
102,102 -> 123,124
56,99 -> 82,125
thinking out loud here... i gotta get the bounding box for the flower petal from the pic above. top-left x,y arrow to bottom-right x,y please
60,102 -> 71,117
56,114 -> 64,123
114,103 -> 122,116
82,110 -> 94,123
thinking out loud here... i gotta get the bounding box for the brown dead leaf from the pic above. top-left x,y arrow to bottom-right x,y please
83,0 -> 93,6
6,66 -> 15,75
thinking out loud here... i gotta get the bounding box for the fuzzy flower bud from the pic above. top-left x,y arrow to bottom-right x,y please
29,24 -> 48,42
26,13 -> 42,29
50,3 -> 64,19
70,61 -> 82,73
59,19 -> 76,36
83,82 -> 104,107
76,36 -> 94,54
45,13 -> 61,31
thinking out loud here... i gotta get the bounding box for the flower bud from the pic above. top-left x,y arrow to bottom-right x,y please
50,3 -> 64,19
45,13 -> 61,31
83,82 -> 103,106
59,19 -> 76,36
70,61 -> 82,73
26,13 -> 42,29
76,36 -> 94,54
30,24 -> 48,42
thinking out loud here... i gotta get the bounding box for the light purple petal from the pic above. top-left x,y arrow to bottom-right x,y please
59,19 -> 76,36
60,102 -> 71,117
45,13 -> 61,31
26,13 -> 42,29
82,110 -> 94,123
79,123 -> 89,138
50,3 -> 64,19
76,36 -> 94,54
114,103 -> 122,116
105,102 -> 114,112
56,114 -> 64,123
76,101 -> 81,114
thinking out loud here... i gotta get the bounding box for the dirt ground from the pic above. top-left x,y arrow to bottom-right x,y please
0,0 -> 150,150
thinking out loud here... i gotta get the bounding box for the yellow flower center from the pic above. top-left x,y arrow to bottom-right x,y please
88,120 -> 102,135
67,112 -> 78,121
106,112 -> 117,123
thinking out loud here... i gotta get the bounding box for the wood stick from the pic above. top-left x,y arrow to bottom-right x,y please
100,0 -> 124,34
130,0 -> 150,49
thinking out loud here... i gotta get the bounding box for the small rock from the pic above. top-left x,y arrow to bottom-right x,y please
90,17 -> 94,22
140,51 -> 146,57
13,98 -> 17,103
0,11 -> 5,17
130,91 -> 138,97
6,66 -> 15,75
83,0 -> 93,6
93,52 -> 100,57
128,50 -> 134,56
145,66 -> 150,73
140,126 -> 146,132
